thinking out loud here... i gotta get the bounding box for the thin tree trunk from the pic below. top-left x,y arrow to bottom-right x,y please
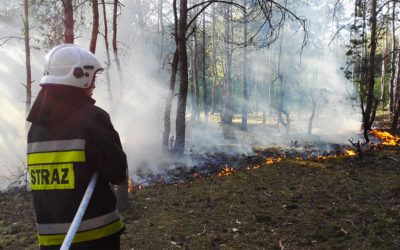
209,4 -> 218,115
63,0 -> 74,43
24,0 -> 31,120
252,56 -> 258,112
89,0 -> 99,53
380,19 -> 388,111
135,0 -> 145,32
113,0 -> 123,84
267,48 -> 273,119
162,0 -> 179,153
389,2 -> 396,114
241,0 -> 248,131
274,42 -> 279,113
362,0 -> 377,142
101,0 -> 113,108
221,4 -> 233,124
112,0 -> 127,212
190,38 -> 195,121
158,0 -> 165,77
194,27 -> 200,122
308,93 -> 318,136
351,1 -> 357,89
391,98 -> 400,132
358,0 -> 367,135
202,9 -> 208,122
174,0 -> 189,155
163,49 -> 179,152
390,33 -> 400,132
276,19 -> 289,133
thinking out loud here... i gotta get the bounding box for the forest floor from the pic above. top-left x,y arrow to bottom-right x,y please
1,114 -> 400,249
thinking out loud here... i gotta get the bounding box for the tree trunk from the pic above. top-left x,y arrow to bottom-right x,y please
174,0 -> 189,155
190,38 -> 196,121
241,0 -> 248,131
113,0 -> 123,85
390,33 -> 400,132
380,19 -> 388,111
308,93 -> 318,136
362,0 -> 377,142
261,51 -> 267,124
194,27 -> 200,122
158,0 -> 165,77
101,0 -> 113,108
89,0 -> 99,54
209,4 -> 218,115
163,49 -> 179,152
163,0 -> 179,153
391,98 -> 400,132
112,0 -> 127,211
357,0 -> 367,137
267,47 -> 273,119
63,0 -> 74,43
389,2 -> 396,114
24,0 -> 31,120
202,9 -> 208,122
221,5 -> 233,124
276,21 -> 289,134
135,0 -> 145,32
252,56 -> 258,112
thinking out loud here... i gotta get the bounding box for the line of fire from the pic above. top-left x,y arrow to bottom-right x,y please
127,129 -> 400,192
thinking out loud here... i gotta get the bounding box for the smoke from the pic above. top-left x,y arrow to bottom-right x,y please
0,44 -> 43,190
0,1 -> 361,190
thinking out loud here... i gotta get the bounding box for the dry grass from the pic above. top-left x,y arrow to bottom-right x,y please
2,147 -> 399,249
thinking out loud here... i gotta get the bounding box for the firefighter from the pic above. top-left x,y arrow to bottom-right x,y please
26,44 -> 127,250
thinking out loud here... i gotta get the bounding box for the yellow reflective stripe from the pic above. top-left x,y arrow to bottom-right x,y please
29,164 -> 75,190
27,151 -> 85,165
38,219 -> 124,246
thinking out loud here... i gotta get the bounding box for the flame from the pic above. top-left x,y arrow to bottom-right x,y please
370,129 -> 400,146
193,173 -> 201,178
128,177 -> 142,192
345,149 -> 356,156
128,179 -> 133,192
266,157 -> 283,165
314,155 -> 335,160
218,166 -> 237,176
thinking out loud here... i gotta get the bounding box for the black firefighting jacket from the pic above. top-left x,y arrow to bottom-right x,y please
26,85 -> 127,247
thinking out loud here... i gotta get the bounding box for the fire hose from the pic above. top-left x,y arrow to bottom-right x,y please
60,172 -> 98,250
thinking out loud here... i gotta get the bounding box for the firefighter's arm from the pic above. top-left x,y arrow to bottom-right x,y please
86,109 -> 128,185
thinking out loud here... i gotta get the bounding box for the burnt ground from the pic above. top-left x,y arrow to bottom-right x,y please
0,145 -> 399,249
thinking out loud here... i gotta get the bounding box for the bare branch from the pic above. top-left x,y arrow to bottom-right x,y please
187,2 -> 213,32
187,0 -> 244,12
0,36 -> 23,47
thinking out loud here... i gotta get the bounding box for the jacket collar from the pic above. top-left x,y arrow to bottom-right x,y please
27,85 -> 96,124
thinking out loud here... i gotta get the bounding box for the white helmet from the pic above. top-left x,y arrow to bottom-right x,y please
41,44 -> 103,88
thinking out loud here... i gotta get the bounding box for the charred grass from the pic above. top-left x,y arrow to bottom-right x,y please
1,147 -> 400,249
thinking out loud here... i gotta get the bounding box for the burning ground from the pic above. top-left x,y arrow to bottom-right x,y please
1,140 -> 399,249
